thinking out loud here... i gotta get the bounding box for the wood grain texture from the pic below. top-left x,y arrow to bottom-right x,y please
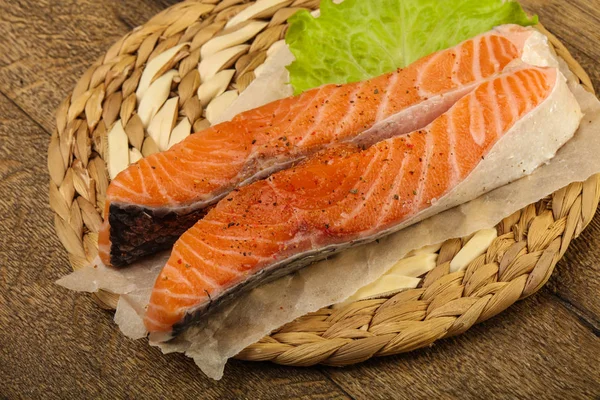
0,0 -> 598,398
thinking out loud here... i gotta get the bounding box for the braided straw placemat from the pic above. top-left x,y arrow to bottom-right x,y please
47,0 -> 598,366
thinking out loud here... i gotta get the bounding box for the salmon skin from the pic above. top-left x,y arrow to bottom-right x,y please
144,66 -> 582,336
99,25 -> 536,267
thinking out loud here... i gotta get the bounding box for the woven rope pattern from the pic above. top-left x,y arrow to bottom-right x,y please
47,0 -> 598,365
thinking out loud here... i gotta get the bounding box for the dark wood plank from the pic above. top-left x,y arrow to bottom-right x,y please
549,215 -> 600,327
322,291 -> 600,400
0,0 -> 172,133
522,0 -> 600,93
523,0 -> 600,64
0,92 -> 350,399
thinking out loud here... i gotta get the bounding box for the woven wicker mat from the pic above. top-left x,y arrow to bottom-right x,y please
47,0 -> 598,367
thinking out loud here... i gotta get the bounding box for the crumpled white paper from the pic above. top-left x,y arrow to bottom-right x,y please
57,57 -> 600,380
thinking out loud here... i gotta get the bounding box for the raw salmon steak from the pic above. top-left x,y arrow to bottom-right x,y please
144,66 -> 582,336
100,25 -> 538,267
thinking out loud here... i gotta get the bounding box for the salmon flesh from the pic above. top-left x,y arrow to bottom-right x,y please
99,25 -> 537,267
144,66 -> 582,336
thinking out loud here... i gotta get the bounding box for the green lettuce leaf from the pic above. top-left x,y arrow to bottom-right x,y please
286,0 -> 537,94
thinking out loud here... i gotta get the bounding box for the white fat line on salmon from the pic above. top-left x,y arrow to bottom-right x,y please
162,262 -> 196,287
412,126 -> 434,213
487,77 -> 505,140
137,165 -> 153,203
109,179 -> 147,203
269,94 -> 292,119
188,233 -> 270,262
375,72 -> 399,121
145,304 -> 195,331
153,287 -> 206,301
97,241 -> 110,253
170,263 -> 219,290
338,144 -> 393,228
497,32 -> 515,63
500,75 -> 520,122
152,153 -> 204,198
278,229 -> 318,254
521,70 -> 541,105
146,302 -> 173,314
451,45 -> 462,88
296,86 -> 354,147
486,34 -> 502,74
526,68 -> 548,94
144,157 -> 177,205
416,51 -> 445,99
446,108 -> 460,187
261,86 -> 314,128
522,70 -> 549,112
261,180 -> 329,251
469,92 -> 487,146
186,266 -> 221,292
375,151 -> 410,227
181,156 -> 246,169
506,73 -> 528,113
178,239 -> 243,279
202,216 -> 291,229
329,85 -> 364,140
174,160 -> 247,190
185,144 -> 250,163
208,233 -> 276,244
279,86 -> 329,137
472,33 -> 483,81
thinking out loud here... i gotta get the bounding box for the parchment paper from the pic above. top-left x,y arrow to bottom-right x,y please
57,58 -> 600,380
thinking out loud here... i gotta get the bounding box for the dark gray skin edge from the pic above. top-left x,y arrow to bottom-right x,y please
171,239 -> 350,337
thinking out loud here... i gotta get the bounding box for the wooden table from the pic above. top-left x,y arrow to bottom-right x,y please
1,0 -> 599,398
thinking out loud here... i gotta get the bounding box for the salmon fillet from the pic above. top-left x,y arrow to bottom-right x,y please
144,66 -> 581,336
100,25 -> 536,267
